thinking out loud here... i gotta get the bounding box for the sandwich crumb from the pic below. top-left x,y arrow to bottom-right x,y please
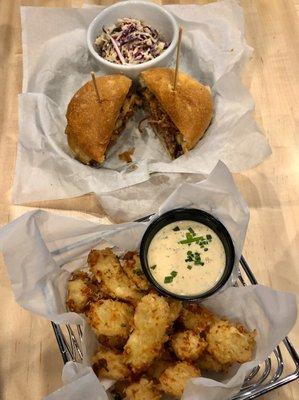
119,148 -> 135,163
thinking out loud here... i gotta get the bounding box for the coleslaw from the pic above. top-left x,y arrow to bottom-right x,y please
94,17 -> 169,65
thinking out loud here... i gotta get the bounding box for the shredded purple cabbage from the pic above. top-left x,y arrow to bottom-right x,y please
94,17 -> 169,65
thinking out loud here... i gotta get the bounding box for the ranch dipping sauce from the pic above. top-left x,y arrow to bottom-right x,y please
147,220 -> 226,296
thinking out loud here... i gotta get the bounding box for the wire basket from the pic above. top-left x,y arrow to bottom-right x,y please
52,249 -> 299,398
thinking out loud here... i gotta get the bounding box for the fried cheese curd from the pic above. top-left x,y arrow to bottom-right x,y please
180,303 -> 215,333
66,271 -> 99,313
86,299 -> 134,348
124,293 -> 170,373
92,347 -> 131,381
121,251 -> 150,292
110,381 -> 129,399
207,319 -> 256,364
171,330 -> 207,362
146,349 -> 174,381
88,248 -> 142,304
197,352 -> 231,373
159,361 -> 200,398
124,378 -> 161,400
167,298 -> 183,326
65,248 -> 257,399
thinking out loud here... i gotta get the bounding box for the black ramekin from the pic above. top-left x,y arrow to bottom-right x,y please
140,208 -> 235,301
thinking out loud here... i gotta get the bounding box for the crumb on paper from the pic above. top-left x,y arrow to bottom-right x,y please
128,163 -> 138,172
119,148 -> 135,163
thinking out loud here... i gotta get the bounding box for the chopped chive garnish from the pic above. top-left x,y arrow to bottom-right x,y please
173,226 -> 180,231
186,232 -> 193,241
164,276 -> 173,284
179,232 -> 211,246
188,227 -> 196,236
164,271 -> 178,284
150,265 -> 157,270
206,234 -> 212,240
204,248 -> 208,251
187,265 -> 192,270
179,239 -> 192,244
185,250 -> 204,266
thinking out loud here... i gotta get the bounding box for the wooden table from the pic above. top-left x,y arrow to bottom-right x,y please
0,0 -> 298,399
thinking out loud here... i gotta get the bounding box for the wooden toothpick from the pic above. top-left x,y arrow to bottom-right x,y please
91,71 -> 101,103
173,27 -> 183,91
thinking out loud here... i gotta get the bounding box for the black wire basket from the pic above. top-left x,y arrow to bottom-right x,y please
51,216 -> 299,399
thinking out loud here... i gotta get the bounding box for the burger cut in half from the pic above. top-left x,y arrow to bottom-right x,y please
65,75 -> 141,167
139,68 -> 213,159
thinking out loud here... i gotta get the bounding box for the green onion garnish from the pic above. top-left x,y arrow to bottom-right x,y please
188,227 -> 196,236
164,276 -> 173,284
184,250 -> 204,266
179,232 -> 210,246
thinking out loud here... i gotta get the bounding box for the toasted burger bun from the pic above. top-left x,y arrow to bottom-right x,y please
140,68 -> 213,152
65,75 -> 132,166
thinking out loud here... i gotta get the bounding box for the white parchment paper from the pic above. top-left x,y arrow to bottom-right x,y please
0,163 -> 297,399
44,363 -> 108,400
13,0 -> 271,220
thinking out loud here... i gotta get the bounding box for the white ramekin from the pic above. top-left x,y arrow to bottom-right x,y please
87,1 -> 179,79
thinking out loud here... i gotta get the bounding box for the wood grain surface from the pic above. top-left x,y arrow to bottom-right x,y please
0,0 -> 298,399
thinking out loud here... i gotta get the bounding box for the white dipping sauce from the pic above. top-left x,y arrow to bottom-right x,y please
147,220 -> 226,296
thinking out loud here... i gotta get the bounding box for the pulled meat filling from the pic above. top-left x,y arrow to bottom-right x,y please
113,92 -> 142,138
89,92 -> 141,168
143,89 -> 183,159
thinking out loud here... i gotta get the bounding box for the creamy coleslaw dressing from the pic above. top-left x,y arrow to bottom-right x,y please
147,221 -> 226,296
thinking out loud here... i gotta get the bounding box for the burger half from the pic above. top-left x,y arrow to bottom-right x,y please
140,68 -> 213,159
65,75 -> 140,167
